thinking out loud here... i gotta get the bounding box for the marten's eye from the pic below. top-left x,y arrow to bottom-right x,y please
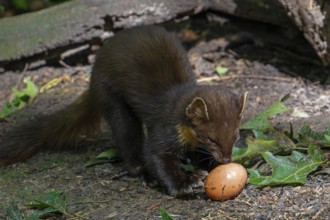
208,137 -> 219,146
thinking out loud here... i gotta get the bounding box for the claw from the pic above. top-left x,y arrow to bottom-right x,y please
191,179 -> 204,188
169,185 -> 193,196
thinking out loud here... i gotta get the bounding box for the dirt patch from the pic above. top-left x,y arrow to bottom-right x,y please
0,16 -> 329,219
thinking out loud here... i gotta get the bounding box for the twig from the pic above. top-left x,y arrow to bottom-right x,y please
67,204 -> 111,220
10,64 -> 29,100
197,74 -> 298,83
197,75 -> 219,83
69,200 -> 113,205
27,180 -> 42,189
59,60 -> 72,69
312,205 -> 326,220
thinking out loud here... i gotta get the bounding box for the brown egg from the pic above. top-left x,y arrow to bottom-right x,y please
204,163 -> 247,201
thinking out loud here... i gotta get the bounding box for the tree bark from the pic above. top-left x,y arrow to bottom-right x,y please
208,0 -> 293,27
0,0 -> 329,70
276,0 -> 330,65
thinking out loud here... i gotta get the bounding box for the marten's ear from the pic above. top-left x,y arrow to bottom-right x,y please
238,92 -> 248,118
186,97 -> 209,123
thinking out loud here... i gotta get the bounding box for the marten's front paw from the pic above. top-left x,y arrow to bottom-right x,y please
126,163 -> 144,176
168,170 -> 208,196
141,173 -> 158,187
168,185 -> 193,196
185,170 -> 208,189
190,170 -> 208,188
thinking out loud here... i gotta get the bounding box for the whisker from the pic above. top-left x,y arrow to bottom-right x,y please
199,155 -> 214,163
209,158 -> 218,168
194,148 -> 211,155
195,145 -> 211,153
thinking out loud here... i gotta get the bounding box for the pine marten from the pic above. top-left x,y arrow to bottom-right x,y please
0,26 -> 247,196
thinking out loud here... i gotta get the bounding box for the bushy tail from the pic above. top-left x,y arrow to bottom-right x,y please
0,90 -> 101,166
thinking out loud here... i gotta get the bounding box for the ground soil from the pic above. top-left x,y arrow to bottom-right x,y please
0,15 -> 329,219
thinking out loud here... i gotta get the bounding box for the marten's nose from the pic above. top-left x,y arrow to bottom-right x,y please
221,158 -> 231,164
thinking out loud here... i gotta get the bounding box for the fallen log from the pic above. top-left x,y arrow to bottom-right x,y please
0,0 -> 329,71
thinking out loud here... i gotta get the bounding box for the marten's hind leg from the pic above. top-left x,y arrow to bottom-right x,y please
102,98 -> 144,175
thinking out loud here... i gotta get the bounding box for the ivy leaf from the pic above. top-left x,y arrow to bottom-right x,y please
241,100 -> 289,132
248,145 -> 325,187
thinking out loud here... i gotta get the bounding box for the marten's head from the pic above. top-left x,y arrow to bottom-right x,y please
177,88 -> 247,165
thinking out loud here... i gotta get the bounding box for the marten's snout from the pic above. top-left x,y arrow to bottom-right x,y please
212,152 -> 231,164
220,157 -> 231,164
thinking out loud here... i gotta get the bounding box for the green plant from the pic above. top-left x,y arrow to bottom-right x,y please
0,77 -> 38,118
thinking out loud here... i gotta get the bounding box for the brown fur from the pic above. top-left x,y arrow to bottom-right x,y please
0,91 -> 101,166
0,26 -> 246,196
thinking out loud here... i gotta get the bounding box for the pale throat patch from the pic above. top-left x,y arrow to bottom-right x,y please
176,124 -> 197,149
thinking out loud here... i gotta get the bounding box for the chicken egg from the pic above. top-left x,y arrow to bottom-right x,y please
204,163 -> 248,201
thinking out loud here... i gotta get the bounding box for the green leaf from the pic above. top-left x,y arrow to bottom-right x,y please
248,145 -> 325,187
26,190 -> 67,215
232,147 -> 247,157
22,77 -> 38,98
0,77 -> 39,118
85,148 -> 118,167
1,204 -> 25,220
0,5 -> 4,13
1,191 -> 68,220
252,130 -> 272,140
233,132 -> 295,164
180,163 -> 197,172
280,94 -> 290,102
215,66 -> 228,75
11,87 -> 25,98
297,124 -> 330,147
233,136 -> 278,164
12,0 -> 29,10
1,103 -> 15,118
308,144 -> 324,162
160,207 -> 174,220
325,135 -> 330,143
96,148 -> 117,159
40,77 -> 62,93
241,101 -> 289,132
27,207 -> 60,220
